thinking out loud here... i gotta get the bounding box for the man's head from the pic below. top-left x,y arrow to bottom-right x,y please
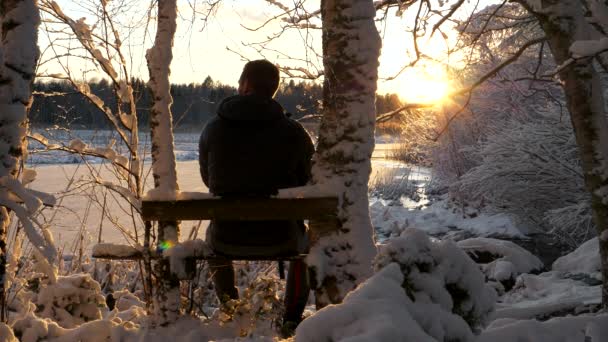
238,60 -> 280,98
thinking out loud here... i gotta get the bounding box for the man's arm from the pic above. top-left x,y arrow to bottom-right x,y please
199,126 -> 210,187
294,122 -> 315,186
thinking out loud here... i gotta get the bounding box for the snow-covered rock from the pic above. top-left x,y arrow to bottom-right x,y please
479,312 -> 608,342
457,237 -> 543,291
552,237 -> 600,277
495,272 -> 601,320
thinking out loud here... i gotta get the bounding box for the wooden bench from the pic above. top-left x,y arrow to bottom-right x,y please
92,194 -> 340,268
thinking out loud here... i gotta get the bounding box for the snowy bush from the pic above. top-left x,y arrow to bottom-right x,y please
457,238 -> 543,292
374,229 -> 497,335
455,118 -> 591,247
212,275 -> 285,337
34,274 -> 107,328
296,263 -> 457,342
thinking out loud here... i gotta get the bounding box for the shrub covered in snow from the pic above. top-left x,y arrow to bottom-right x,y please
33,273 -> 107,328
454,119 -> 592,248
212,275 -> 285,337
374,228 -> 497,334
296,263 -> 472,342
457,238 -> 544,292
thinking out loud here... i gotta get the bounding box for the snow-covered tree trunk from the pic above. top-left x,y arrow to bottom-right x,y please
0,0 -> 41,320
518,0 -> 608,306
145,0 -> 181,324
308,0 -> 381,307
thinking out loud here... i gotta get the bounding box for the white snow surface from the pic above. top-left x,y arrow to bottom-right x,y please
371,198 -> 525,239
494,272 -> 601,320
92,243 -> 141,258
552,237 -> 600,277
478,313 -> 608,342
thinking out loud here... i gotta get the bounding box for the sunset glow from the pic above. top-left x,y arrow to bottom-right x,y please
391,67 -> 452,105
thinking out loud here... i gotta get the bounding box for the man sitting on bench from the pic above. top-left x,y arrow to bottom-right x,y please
198,60 -> 315,329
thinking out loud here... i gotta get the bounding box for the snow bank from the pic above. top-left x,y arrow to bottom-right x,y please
552,237 -> 600,277
371,199 -> 525,240
376,229 -> 496,336
495,272 -> 601,320
457,238 -> 543,290
479,313 -> 608,342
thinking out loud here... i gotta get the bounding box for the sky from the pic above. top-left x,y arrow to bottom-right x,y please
38,0 -> 498,102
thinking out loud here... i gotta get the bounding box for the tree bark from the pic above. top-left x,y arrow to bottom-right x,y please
145,0 -> 181,324
308,0 -> 381,307
0,0 -> 41,321
518,0 -> 608,306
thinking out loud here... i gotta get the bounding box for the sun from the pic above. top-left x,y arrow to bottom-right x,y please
394,67 -> 451,105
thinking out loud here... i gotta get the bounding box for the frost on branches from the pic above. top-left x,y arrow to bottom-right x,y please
0,0 -> 57,310
308,0 -> 381,307
145,0 -> 180,324
515,0 -> 608,306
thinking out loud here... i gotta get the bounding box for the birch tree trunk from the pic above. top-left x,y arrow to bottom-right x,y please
0,0 -> 40,320
145,0 -> 181,324
518,0 -> 608,306
308,0 -> 381,307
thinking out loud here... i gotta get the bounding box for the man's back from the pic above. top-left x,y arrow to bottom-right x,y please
199,94 -> 314,255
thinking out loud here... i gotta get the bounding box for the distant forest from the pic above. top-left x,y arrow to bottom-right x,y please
30,77 -> 403,131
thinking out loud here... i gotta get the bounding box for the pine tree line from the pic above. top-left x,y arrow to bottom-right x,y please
30,76 -> 402,131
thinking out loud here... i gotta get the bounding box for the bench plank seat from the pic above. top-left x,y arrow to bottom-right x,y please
94,194 -> 339,263
142,196 -> 339,221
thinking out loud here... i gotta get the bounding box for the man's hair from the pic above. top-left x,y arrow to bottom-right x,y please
239,60 -> 280,98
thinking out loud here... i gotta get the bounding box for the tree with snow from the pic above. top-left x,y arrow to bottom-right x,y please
0,0 -> 57,320
306,0 -> 382,307
145,0 -> 181,324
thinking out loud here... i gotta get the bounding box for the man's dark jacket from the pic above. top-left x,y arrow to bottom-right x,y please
199,94 -> 315,256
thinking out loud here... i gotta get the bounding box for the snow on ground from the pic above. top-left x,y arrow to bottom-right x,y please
478,313 -> 608,342
552,237 -> 600,277
371,197 -> 525,240
493,271 -> 601,320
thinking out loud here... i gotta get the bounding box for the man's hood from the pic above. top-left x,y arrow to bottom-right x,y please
217,95 -> 285,122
